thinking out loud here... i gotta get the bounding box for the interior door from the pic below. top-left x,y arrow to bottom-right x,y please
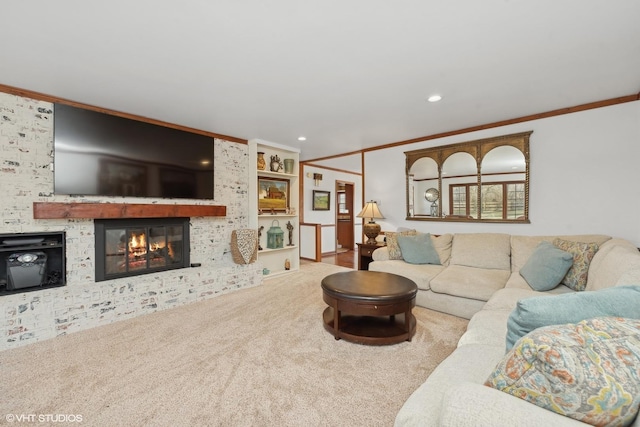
336,181 -> 354,250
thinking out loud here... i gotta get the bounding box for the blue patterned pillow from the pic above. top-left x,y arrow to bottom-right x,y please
487,317 -> 640,426
553,238 -> 599,291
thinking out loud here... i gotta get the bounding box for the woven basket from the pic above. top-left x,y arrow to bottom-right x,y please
231,229 -> 258,264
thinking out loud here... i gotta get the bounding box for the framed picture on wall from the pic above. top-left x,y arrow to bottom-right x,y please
312,190 -> 330,211
258,177 -> 289,211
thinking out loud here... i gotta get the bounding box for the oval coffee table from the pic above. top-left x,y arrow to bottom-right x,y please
321,271 -> 418,345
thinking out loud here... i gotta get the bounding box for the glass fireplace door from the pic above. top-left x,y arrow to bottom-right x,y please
96,218 -> 189,282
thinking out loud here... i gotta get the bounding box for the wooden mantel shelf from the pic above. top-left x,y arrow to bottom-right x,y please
33,202 -> 226,219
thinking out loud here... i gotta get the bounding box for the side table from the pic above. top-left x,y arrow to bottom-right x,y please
356,242 -> 386,270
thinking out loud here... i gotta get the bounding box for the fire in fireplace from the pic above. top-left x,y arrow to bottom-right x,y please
95,218 -> 190,282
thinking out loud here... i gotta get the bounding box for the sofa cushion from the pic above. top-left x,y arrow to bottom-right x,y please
587,240 -> 640,291
395,344 -> 505,427
553,238 -> 599,291
431,233 -> 453,266
510,234 -> 611,273
430,265 -> 510,301
371,246 -> 390,261
397,233 -> 441,265
458,308 -> 512,348
486,317 -> 640,427
385,229 -> 417,260
368,260 -> 444,291
505,272 -> 575,294
519,241 -> 574,291
440,383 -> 589,427
482,287 -> 546,311
450,233 -> 511,270
505,285 -> 640,351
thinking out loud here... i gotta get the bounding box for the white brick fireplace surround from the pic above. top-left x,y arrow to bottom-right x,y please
0,91 -> 262,351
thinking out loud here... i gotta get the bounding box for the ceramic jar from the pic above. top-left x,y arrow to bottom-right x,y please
257,152 -> 266,170
284,158 -> 294,174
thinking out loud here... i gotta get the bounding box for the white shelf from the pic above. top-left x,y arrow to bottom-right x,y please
262,267 -> 300,279
249,139 -> 300,277
257,170 -> 298,179
259,245 -> 298,254
258,213 -> 297,218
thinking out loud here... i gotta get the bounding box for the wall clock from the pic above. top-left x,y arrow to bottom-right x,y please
425,188 -> 439,202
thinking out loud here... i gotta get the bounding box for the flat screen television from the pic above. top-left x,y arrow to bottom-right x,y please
53,103 -> 214,200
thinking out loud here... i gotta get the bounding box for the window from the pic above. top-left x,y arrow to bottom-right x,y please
338,192 -> 347,214
450,182 -> 525,220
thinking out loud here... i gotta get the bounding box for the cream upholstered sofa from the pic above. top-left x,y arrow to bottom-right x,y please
368,233 -> 640,426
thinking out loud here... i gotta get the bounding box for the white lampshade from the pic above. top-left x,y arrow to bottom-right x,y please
357,201 -> 385,222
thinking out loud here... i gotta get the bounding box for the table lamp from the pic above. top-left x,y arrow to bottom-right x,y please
357,201 -> 385,245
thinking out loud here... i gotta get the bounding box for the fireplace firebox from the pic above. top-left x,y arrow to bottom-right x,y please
95,218 -> 190,282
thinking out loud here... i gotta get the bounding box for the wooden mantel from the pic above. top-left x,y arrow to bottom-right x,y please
33,202 -> 226,219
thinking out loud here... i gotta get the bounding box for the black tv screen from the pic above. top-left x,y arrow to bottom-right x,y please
53,103 -> 214,200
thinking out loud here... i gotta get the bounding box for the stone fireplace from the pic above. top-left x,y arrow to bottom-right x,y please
0,90 -> 262,351
94,218 -> 190,282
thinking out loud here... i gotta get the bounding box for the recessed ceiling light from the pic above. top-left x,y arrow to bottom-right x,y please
427,95 -> 442,103
298,136 -> 307,141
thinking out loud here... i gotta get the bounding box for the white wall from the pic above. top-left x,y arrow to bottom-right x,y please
365,101 -> 640,246
301,165 -> 363,253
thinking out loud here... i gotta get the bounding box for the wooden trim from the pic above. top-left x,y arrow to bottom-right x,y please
365,95 -> 638,153
302,94 -> 640,163
300,162 -> 362,176
33,202 -> 226,219
299,222 -> 323,262
302,150 -> 364,164
0,83 -> 247,144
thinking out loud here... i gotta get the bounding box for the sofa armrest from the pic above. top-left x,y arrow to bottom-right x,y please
372,246 -> 390,261
439,382 -> 588,426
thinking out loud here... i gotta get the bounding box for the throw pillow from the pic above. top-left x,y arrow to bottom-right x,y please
553,238 -> 599,291
518,241 -> 574,291
385,229 -> 417,260
486,317 -> 640,427
396,233 -> 441,265
505,285 -> 640,351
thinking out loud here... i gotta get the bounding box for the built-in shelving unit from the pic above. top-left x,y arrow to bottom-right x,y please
249,139 -> 300,278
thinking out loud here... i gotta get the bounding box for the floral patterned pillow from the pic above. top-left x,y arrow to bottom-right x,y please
385,230 -> 417,260
486,317 -> 640,426
553,238 -> 599,291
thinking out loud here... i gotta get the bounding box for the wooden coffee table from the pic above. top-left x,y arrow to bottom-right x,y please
321,271 -> 418,345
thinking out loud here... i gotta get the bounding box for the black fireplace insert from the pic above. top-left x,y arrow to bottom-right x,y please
95,218 -> 190,282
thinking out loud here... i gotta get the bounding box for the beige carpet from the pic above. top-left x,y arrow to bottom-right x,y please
0,263 -> 468,427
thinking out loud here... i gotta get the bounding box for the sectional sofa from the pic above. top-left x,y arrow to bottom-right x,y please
369,232 -> 640,426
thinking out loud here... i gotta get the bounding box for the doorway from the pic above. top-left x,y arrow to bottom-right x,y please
335,181 -> 355,253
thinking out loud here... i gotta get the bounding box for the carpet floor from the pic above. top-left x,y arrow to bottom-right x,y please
0,263 -> 468,427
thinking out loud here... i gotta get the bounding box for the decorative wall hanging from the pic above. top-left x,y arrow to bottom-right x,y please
312,190 -> 330,211
231,229 -> 258,264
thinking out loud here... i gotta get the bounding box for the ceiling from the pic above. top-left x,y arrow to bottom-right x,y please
2,1 -> 639,165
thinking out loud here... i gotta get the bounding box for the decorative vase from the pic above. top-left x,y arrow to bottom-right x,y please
283,158 -> 294,174
257,152 -> 266,170
270,155 -> 282,172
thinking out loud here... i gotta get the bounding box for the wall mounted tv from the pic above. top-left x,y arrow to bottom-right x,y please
53,103 -> 214,200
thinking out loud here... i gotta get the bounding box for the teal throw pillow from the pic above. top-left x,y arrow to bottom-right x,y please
505,285 -> 640,351
519,241 -> 574,291
396,233 -> 441,265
